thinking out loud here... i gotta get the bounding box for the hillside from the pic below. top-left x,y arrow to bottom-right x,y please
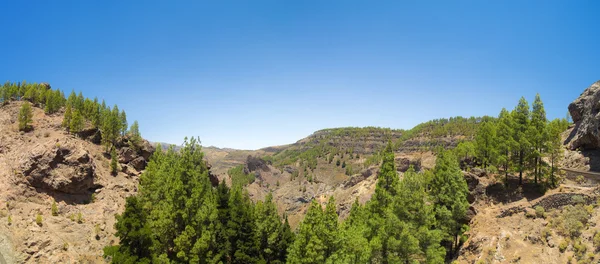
0,99 -> 154,263
202,121 -> 485,227
1,81 -> 600,263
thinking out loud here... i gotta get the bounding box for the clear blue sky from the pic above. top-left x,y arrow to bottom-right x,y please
1,1 -> 598,150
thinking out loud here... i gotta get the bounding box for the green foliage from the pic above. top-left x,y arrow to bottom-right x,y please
345,164 -> 353,176
555,205 -> 591,238
62,104 -> 72,129
69,109 -> 84,134
51,201 -> 58,216
36,213 -> 43,227
529,94 -> 547,184
475,121 -> 497,168
105,138 -> 292,263
228,165 -> 256,187
454,141 -> 475,162
513,97 -> 531,185
77,212 -> 84,224
128,120 -> 142,146
573,239 -> 588,260
534,206 -> 545,218
398,116 -> 489,143
110,147 -> 118,176
592,230 -> 600,252
7,215 -> 12,226
467,94 -> 567,188
287,200 -> 329,264
120,110 -> 128,136
18,102 -> 33,131
430,150 -> 470,255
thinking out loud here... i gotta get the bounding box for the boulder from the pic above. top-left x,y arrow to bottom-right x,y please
566,80 -> 600,150
20,141 -> 96,194
129,156 -> 147,171
138,140 -> 155,160
118,147 -> 136,163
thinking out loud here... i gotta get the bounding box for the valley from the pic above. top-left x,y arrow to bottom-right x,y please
0,80 -> 598,263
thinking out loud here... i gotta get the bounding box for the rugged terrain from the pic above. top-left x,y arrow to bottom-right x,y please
0,101 -> 154,263
1,80 -> 600,263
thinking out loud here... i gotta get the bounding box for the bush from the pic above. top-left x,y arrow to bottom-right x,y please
557,205 -> 591,237
594,231 -> 600,251
535,206 -> 545,218
541,227 -> 551,243
559,239 -> 569,253
77,212 -> 84,224
7,215 -> 12,226
51,201 -> 58,216
110,147 -> 118,176
576,175 -> 586,184
572,195 -> 586,204
36,214 -> 43,227
573,239 -> 587,260
63,242 -> 69,251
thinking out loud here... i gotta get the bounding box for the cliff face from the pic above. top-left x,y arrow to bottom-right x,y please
0,101 -> 153,263
566,81 -> 600,150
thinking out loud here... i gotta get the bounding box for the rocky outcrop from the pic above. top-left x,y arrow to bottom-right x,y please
566,80 -> 600,150
20,141 -> 97,194
343,167 -> 374,188
245,155 -> 270,172
396,157 -> 421,172
118,147 -> 136,163
114,136 -> 155,171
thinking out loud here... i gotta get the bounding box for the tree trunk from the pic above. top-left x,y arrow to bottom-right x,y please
519,151 -> 523,185
533,157 -> 538,184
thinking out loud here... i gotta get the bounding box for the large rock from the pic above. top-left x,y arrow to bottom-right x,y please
129,156 -> 147,171
567,80 -> 600,150
118,147 -> 136,163
20,141 -> 97,194
138,140 -> 155,160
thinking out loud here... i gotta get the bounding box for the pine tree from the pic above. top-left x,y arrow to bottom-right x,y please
475,121 -> 497,168
430,150 -> 469,255
512,97 -> 531,185
18,102 -> 33,132
215,181 -> 230,262
287,200 -> 326,264
454,141 -> 475,163
496,108 -> 516,186
255,193 -> 285,263
529,94 -> 547,184
70,109 -> 84,134
330,200 -> 371,264
547,119 -> 567,187
62,104 -> 72,130
103,196 -> 153,264
227,186 -> 259,263
322,196 -> 339,259
120,110 -> 128,136
370,142 -> 399,215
